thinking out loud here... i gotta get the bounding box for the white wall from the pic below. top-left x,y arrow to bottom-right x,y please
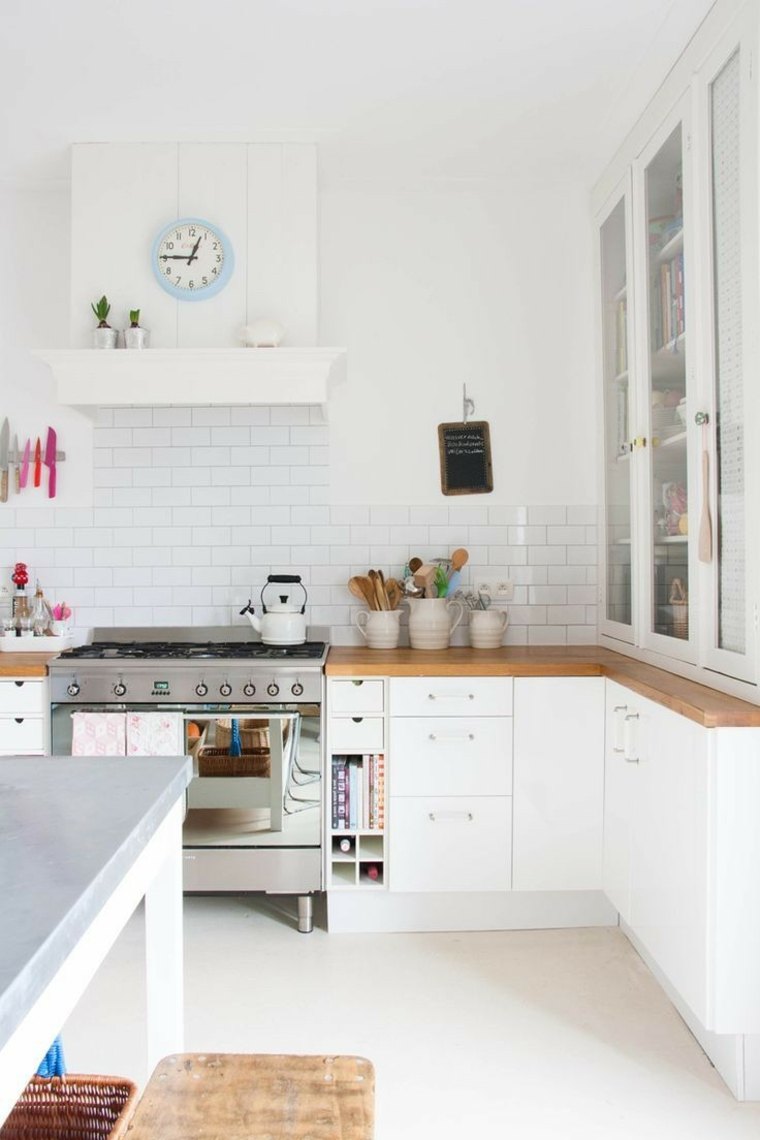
321,176 -> 597,505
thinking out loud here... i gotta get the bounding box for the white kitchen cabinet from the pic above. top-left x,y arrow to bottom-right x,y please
512,677 -> 604,891
388,676 -> 513,893
0,679 -> 49,756
594,4 -> 758,688
602,680 -> 637,921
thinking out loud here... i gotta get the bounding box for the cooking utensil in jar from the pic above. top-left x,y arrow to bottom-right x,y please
408,557 -> 423,574
350,575 -> 377,610
450,547 -> 469,572
413,564 -> 437,599
385,578 -> 402,609
446,570 -> 462,596
368,569 -> 387,611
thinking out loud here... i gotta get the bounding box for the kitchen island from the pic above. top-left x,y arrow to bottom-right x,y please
0,755 -> 191,1123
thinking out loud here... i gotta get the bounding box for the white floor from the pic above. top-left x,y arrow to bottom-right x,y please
61,894 -> 760,1139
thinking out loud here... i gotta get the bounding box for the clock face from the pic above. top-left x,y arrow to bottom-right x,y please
151,218 -> 234,301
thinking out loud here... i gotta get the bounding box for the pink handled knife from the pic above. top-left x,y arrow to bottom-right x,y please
44,426 -> 57,498
19,438 -> 30,489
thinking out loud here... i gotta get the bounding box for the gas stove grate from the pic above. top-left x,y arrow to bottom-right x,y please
57,641 -> 327,662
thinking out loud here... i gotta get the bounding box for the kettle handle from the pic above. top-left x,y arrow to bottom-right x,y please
261,575 -> 308,614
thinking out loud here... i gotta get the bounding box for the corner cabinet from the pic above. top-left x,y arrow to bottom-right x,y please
595,6 -> 759,688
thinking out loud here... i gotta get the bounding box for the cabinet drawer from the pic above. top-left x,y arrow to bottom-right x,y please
330,716 -> 384,751
0,716 -> 46,753
0,680 -> 46,715
390,677 -> 512,717
391,717 -> 512,796
389,796 -> 511,892
330,679 -> 384,714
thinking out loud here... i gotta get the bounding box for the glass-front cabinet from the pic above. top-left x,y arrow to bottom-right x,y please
594,7 -> 757,688
598,184 -> 635,643
639,108 -> 693,658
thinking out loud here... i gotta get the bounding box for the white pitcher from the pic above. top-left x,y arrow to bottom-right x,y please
354,609 -> 402,649
469,607 -> 509,648
407,597 -> 464,650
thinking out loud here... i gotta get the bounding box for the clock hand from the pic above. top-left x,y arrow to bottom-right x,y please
160,254 -> 191,261
186,235 -> 202,265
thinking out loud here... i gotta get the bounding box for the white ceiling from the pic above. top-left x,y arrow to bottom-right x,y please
1,0 -> 715,185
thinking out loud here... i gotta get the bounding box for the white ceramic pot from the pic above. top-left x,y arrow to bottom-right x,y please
407,597 -> 464,650
354,609 -> 401,649
469,608 -> 509,648
93,327 -> 118,349
124,327 -> 150,349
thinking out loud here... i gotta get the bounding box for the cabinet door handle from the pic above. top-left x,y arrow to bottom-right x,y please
14,681 -> 24,688
612,705 -> 628,752
14,718 -> 24,724
623,712 -> 639,764
428,811 -> 473,823
351,717 -> 364,724
613,705 -> 627,712
428,733 -> 475,742
427,693 -> 475,701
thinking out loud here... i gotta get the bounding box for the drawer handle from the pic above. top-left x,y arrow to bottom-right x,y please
351,717 -> 364,724
428,811 -> 473,823
427,693 -> 475,701
14,718 -> 24,724
428,733 -> 475,742
613,705 -> 627,712
14,681 -> 24,688
350,680 -> 364,687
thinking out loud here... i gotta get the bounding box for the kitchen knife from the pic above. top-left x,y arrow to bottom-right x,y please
19,438 -> 30,489
0,419 -> 8,503
44,426 -> 57,499
33,437 -> 41,488
13,433 -> 20,494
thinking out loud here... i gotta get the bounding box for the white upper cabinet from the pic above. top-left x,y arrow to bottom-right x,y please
594,3 -> 758,689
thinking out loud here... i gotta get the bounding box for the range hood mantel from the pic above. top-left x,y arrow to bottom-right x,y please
34,348 -> 347,414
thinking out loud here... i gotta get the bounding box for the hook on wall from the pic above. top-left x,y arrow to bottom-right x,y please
463,383 -> 475,423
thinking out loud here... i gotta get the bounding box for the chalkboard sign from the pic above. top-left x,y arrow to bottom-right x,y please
438,421 -> 493,496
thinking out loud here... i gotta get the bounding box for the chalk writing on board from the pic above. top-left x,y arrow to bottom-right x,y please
438,421 -> 493,496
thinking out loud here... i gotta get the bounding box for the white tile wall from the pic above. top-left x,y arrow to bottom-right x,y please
1,406 -> 598,646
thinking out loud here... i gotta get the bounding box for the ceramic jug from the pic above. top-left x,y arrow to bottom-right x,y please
407,597 -> 464,650
469,607 -> 509,648
354,609 -> 402,649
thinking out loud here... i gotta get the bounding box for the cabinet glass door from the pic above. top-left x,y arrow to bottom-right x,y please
599,189 -> 634,639
703,42 -> 754,681
643,119 -> 692,650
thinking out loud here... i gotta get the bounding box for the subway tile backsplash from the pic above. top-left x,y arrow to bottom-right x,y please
2,406 -> 598,646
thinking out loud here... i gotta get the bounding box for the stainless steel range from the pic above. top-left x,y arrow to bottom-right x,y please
49,627 -> 327,933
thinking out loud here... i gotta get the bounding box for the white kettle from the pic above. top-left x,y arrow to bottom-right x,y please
240,575 -> 308,645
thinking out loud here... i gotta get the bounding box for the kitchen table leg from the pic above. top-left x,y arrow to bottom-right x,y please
297,894 -> 313,934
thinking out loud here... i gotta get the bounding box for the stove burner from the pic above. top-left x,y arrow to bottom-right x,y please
58,640 -> 326,661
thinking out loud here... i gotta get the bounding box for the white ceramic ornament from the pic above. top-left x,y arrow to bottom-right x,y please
242,319 -> 285,347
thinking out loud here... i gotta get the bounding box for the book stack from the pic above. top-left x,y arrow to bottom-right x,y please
652,250 -> 685,350
331,754 -> 385,830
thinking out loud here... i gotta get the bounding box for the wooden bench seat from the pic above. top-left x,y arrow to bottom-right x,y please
126,1053 -> 374,1140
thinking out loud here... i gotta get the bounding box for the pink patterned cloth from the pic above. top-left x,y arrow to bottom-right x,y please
126,712 -> 184,756
71,712 -> 127,756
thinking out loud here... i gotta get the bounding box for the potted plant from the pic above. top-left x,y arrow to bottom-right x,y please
124,308 -> 149,350
91,295 -> 117,349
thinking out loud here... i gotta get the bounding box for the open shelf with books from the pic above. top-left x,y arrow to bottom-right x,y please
329,752 -> 386,889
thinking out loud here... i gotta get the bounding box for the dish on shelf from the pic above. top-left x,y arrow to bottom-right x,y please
0,634 -> 71,652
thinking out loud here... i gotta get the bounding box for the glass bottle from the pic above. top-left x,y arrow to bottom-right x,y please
31,582 -> 49,637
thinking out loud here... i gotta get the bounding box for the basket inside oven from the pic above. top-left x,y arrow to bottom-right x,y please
195,718 -> 290,778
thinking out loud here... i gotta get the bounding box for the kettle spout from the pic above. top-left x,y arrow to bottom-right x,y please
239,600 -> 262,633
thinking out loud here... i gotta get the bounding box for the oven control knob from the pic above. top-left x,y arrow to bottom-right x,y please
267,681 -> 280,697
66,681 -> 80,697
291,681 -> 304,697
195,682 -> 208,697
219,682 -> 232,697
113,682 -> 127,698
243,682 -> 256,697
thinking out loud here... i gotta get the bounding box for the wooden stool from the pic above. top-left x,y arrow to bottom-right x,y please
126,1053 -> 374,1140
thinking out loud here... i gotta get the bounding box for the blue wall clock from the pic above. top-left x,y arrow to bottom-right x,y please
151,217 -> 234,301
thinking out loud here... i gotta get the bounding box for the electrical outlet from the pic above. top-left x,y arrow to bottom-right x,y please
496,580 -> 514,600
475,581 -> 492,597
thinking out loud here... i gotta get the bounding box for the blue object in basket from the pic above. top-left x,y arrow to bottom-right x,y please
37,1036 -> 66,1077
229,718 -> 242,758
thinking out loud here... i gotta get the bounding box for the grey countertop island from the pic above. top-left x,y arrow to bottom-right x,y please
0,756 -> 191,1122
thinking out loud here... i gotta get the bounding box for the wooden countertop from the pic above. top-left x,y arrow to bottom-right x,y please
326,645 -> 760,728
0,652 -> 60,678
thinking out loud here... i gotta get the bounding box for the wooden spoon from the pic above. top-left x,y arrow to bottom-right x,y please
377,569 -> 390,610
348,577 -> 367,603
385,578 -> 401,609
369,569 -> 388,611
450,547 -> 469,572
349,575 -> 377,610
408,557 -> 423,573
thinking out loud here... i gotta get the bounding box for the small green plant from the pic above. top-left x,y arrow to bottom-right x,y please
91,295 -> 111,328
129,309 -> 141,328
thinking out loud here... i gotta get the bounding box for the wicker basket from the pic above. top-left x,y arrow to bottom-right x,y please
0,1075 -> 137,1140
196,747 -> 271,778
214,718 -> 272,751
671,603 -> 689,639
